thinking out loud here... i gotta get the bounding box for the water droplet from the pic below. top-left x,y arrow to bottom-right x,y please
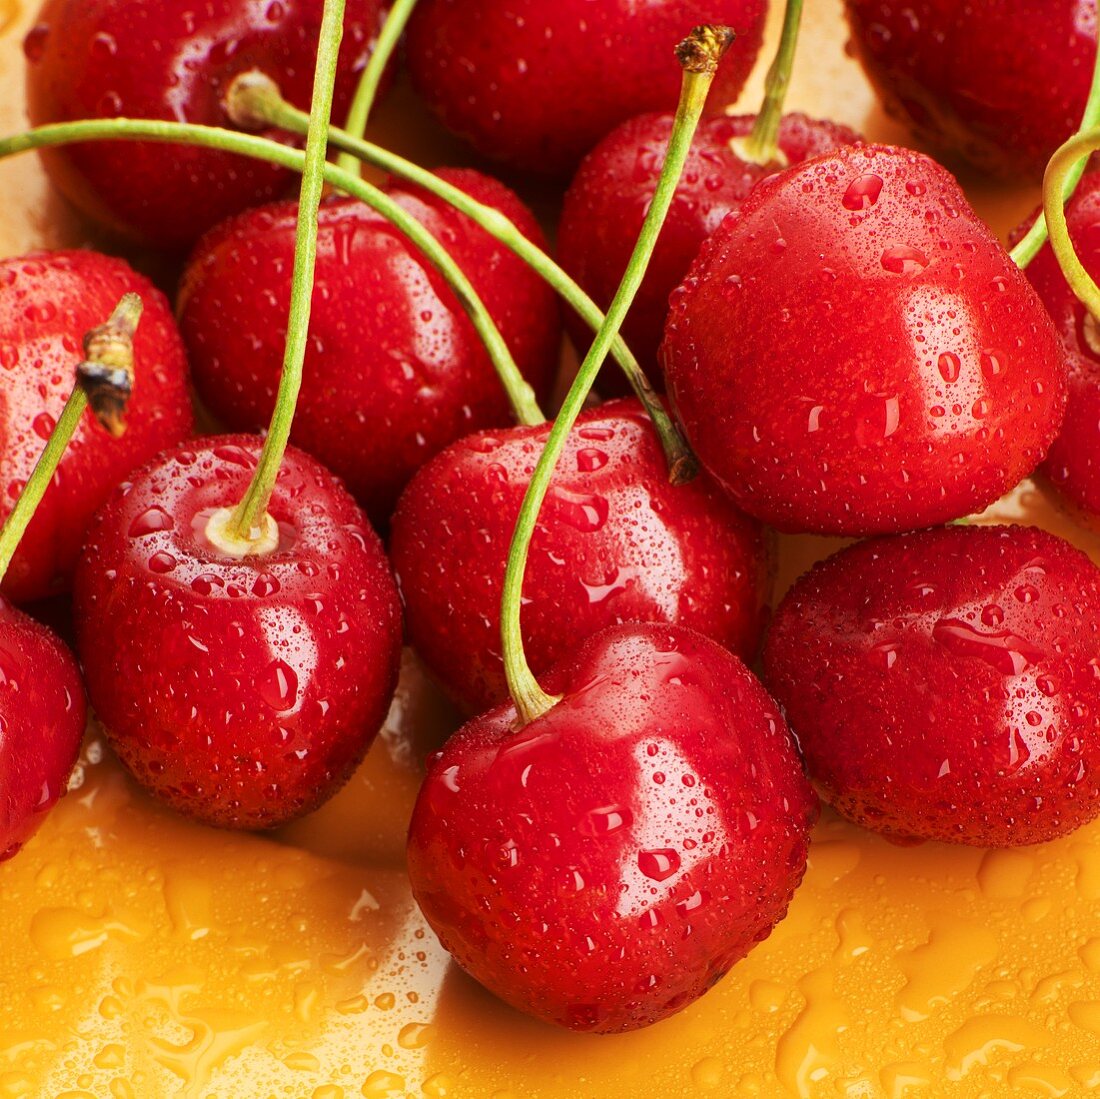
259,659 -> 299,711
575,447 -> 608,473
638,848 -> 680,882
581,805 -> 632,836
147,551 -> 177,574
842,173 -> 883,210
551,487 -> 608,532
980,349 -> 1004,379
932,617 -> 1045,676
937,352 -> 961,383
128,506 -> 174,538
32,411 -> 55,440
880,245 -> 929,275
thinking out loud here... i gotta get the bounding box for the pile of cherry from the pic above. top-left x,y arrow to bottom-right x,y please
4,0 -> 1100,1038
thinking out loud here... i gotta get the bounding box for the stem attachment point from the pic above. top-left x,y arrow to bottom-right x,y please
675,25 -> 735,75
76,291 -> 142,437
224,70 -> 282,132
204,506 -> 280,558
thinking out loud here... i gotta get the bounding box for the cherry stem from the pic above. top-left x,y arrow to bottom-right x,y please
1011,38 -> 1100,269
1043,125 -> 1100,318
0,114 -> 546,434
0,293 -> 142,586
227,72 -> 696,482
499,24 -> 733,727
335,0 -> 419,177
225,0 -> 347,545
733,0 -> 803,166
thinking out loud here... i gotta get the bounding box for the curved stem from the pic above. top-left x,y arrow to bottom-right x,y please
500,25 -> 733,726
227,0 -> 346,544
228,73 -> 696,481
1043,126 -> 1100,318
1011,38 -> 1100,269
733,0 -> 803,166
0,294 -> 141,584
336,0 -> 419,176
0,124 -> 543,433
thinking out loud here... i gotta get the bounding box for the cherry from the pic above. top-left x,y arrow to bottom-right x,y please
843,0 -> 1096,179
407,623 -> 817,1032
0,597 -> 86,862
391,397 -> 772,714
764,524 -> 1100,847
72,435 -> 402,830
404,0 -> 768,177
1011,169 -> 1100,521
23,0 -> 386,247
0,250 -> 192,604
661,143 -> 1068,535
558,111 -> 859,386
178,169 -> 561,524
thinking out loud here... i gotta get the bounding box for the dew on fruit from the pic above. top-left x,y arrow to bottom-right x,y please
880,245 -> 929,275
638,848 -> 680,882
842,173 -> 883,211
128,506 -> 174,538
258,659 -> 299,712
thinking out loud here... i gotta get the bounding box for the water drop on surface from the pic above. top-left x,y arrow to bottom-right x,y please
638,848 -> 681,882
880,245 -> 929,275
259,659 -> 299,711
842,173 -> 883,211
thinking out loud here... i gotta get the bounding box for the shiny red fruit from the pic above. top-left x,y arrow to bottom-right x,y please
391,398 -> 773,714
405,0 -> 769,177
843,0 -> 1095,179
764,524 -> 1100,846
72,436 -> 402,830
24,0 -> 385,247
0,598 -> 86,862
0,250 -> 192,604
559,112 -> 859,386
662,144 -> 1068,535
407,623 -> 817,1032
179,170 -> 561,525
1011,170 -> 1100,521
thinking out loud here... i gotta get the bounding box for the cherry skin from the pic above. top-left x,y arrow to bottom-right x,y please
661,143 -> 1068,536
407,622 -> 817,1033
0,598 -> 87,862
404,0 -> 769,177
0,250 -> 192,605
1010,170 -> 1100,521
763,524 -> 1100,847
391,398 -> 773,714
559,111 -> 860,387
843,0 -> 1095,179
178,169 -> 561,526
24,0 -> 386,248
72,435 -> 403,830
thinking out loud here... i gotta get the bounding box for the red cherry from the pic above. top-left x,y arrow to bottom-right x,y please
24,0 -> 386,247
178,170 -> 561,525
391,398 -> 773,714
405,0 -> 768,177
407,622 -> 817,1032
559,111 -> 860,386
662,143 -> 1068,535
1011,170 -> 1100,520
0,250 -> 192,604
763,524 -> 1100,846
72,435 -> 402,829
843,0 -> 1095,179
0,597 -> 86,862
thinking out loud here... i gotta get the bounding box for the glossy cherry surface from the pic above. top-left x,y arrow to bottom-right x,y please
72,435 -> 403,830
405,0 -> 769,177
764,524 -> 1100,846
0,597 -> 86,862
843,0 -> 1095,179
24,0 -> 385,247
407,623 -> 817,1033
662,143 -> 1068,535
391,398 -> 773,714
179,169 -> 561,525
1012,170 -> 1100,521
0,250 -> 192,604
559,111 -> 859,385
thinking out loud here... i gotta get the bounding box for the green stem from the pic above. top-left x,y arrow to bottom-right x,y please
0,294 -> 142,584
734,0 -> 803,165
1011,39 -> 1100,269
227,72 -> 695,481
335,0 -> 419,176
500,24 -> 734,726
228,0 -> 346,543
0,128 -> 543,437
1043,126 -> 1100,318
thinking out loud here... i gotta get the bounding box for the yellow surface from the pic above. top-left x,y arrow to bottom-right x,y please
2,1 -> 1100,1096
